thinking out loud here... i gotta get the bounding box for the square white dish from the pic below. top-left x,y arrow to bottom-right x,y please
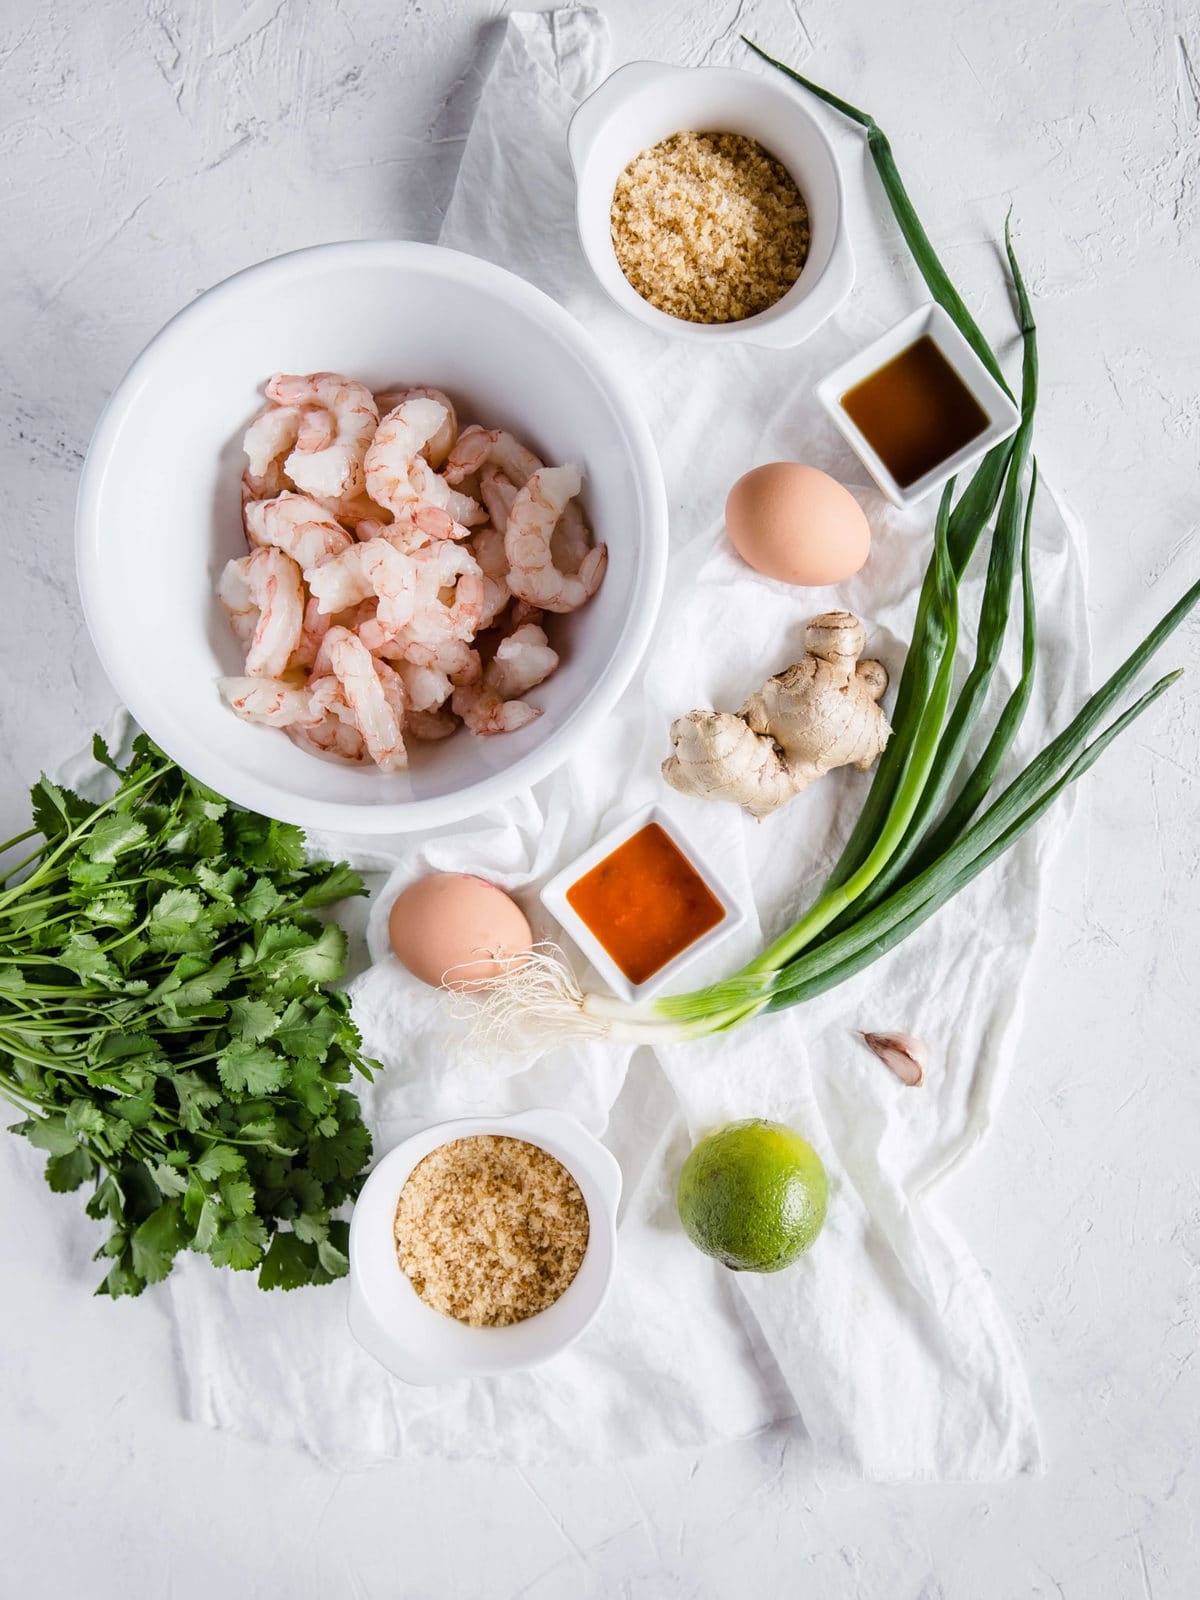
816,301 -> 1020,507
540,802 -> 746,1003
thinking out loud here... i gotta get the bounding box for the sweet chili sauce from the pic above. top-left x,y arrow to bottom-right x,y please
841,334 -> 989,488
566,823 -> 725,986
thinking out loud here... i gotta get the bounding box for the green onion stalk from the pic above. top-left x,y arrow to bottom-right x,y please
468,46 -> 1198,1054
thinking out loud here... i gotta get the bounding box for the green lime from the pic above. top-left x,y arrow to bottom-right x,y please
677,1118 -> 828,1273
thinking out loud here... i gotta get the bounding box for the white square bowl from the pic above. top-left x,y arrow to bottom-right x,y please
539,803 -> 747,1003
816,301 -> 1020,507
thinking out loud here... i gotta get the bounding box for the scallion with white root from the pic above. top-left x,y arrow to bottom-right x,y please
468,51 -> 1199,1055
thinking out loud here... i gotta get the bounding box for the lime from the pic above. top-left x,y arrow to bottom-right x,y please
677,1118 -> 828,1272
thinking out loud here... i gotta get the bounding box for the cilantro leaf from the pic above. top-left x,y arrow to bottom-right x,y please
300,862 -> 367,907
258,1230 -> 319,1291
227,997 -> 280,1043
147,888 -> 216,954
217,1041 -> 288,1097
85,814 -> 148,864
209,1213 -> 268,1271
46,1147 -> 96,1192
130,1200 -> 189,1284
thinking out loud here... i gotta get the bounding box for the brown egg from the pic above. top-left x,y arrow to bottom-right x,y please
388,873 -> 533,990
725,462 -> 871,585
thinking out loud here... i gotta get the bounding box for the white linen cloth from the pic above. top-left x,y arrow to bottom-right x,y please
162,8 -> 1090,1477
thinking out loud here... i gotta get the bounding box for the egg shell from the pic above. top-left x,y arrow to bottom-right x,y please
725,462 -> 871,586
388,872 -> 533,990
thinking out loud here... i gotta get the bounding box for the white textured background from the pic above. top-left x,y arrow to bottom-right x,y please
2,1 -> 1198,1595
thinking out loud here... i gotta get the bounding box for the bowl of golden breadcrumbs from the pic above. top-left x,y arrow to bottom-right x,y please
568,61 -> 854,345
348,1109 -> 622,1385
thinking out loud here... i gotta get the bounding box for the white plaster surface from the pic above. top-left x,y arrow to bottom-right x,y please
1,1 -> 1198,1595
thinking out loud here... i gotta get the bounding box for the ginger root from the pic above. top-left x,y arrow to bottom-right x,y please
662,612 -> 891,819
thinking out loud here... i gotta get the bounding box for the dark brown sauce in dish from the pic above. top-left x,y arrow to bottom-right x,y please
841,335 -> 989,488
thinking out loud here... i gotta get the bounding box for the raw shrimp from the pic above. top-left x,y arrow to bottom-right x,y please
445,428 -> 543,490
374,386 -> 458,468
293,595 -> 332,671
469,524 -> 510,627
478,465 -> 518,533
217,557 -> 258,649
244,492 -> 352,570
306,538 -> 420,632
443,425 -> 499,485
365,399 -> 484,528
551,501 -> 592,576
394,659 -> 453,713
222,546 -> 305,678
405,708 -> 458,741
265,372 -> 378,503
449,619 -> 556,734
323,626 -> 408,772
403,540 -> 485,643
451,682 -> 540,736
242,404 -> 335,498
505,466 -> 608,614
485,622 -> 559,699
220,676 -> 312,727
377,635 -> 481,684
288,714 -> 368,763
221,371 -> 603,765
490,431 -> 543,487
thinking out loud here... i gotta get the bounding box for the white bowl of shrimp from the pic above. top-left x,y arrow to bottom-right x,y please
75,241 -> 668,832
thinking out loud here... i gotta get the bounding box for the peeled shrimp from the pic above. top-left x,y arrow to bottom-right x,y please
451,682 -> 540,736
217,557 -> 258,649
242,404 -> 335,498
486,622 -> 559,699
365,399 -> 484,528
478,465 -> 518,533
220,546 -> 304,678
288,714 -> 368,763
405,708 -> 459,741
376,634 -> 481,684
323,626 -> 408,772
306,538 -> 420,633
264,372 -> 378,503
220,676 -> 313,728
244,492 -> 352,570
223,373 -> 604,767
448,620 -> 557,734
394,659 -> 453,713
402,540 -> 485,644
374,386 -> 458,469
505,466 -> 607,614
469,524 -> 510,627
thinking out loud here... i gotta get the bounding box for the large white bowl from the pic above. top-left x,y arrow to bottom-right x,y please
76,241 -> 668,833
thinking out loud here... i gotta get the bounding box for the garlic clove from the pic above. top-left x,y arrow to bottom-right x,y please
861,1030 -> 926,1088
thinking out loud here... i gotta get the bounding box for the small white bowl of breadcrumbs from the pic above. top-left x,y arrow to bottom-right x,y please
568,61 -> 854,345
348,1109 -> 622,1385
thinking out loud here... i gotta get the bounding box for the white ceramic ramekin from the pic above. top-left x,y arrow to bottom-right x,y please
348,1110 -> 621,1386
816,301 -> 1021,507
568,61 -> 854,346
539,802 -> 747,1003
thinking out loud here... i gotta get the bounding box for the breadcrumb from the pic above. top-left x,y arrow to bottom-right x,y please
394,1135 -> 590,1327
610,131 -> 810,324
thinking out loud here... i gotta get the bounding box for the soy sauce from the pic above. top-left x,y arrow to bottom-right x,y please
842,335 -> 989,488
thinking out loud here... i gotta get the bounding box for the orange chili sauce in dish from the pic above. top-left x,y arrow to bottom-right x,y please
565,823 -> 725,986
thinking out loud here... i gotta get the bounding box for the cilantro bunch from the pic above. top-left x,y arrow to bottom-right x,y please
1,733 -> 378,1296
